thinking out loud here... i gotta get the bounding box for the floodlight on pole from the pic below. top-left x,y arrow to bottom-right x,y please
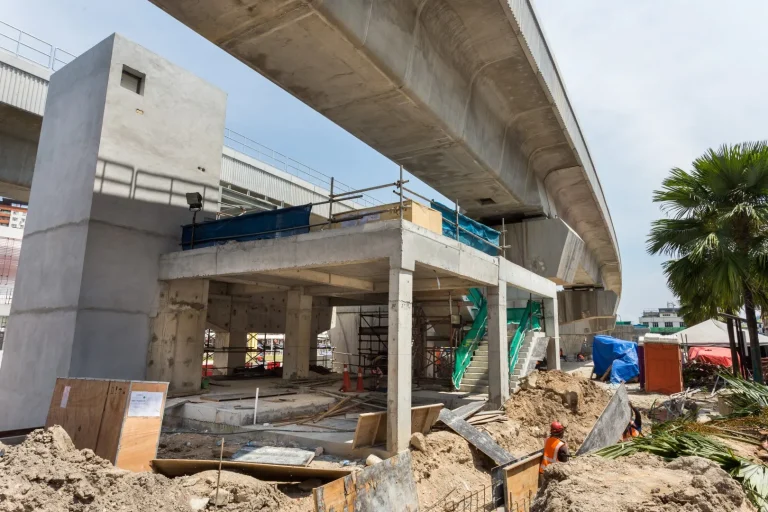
186,192 -> 203,249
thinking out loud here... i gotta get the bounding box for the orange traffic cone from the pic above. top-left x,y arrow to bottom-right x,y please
356,367 -> 365,393
340,364 -> 351,392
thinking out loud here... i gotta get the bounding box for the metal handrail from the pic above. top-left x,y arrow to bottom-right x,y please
223,128 -> 383,208
0,20 -> 75,71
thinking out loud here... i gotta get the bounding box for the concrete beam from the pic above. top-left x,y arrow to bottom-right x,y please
499,258 -> 557,299
558,289 -> 619,325
264,269 -> 374,292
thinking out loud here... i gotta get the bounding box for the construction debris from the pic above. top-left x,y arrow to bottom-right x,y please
576,383 -> 631,455
484,371 -> 612,455
533,453 -> 754,512
437,408 -> 514,465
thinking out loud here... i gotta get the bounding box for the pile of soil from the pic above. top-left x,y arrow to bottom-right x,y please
533,453 -> 755,512
409,431 -> 490,509
485,370 -> 611,455
0,426 -> 307,512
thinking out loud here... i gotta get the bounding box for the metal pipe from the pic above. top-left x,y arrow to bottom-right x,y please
331,181 -> 406,199
401,185 -> 433,204
328,177 -> 334,228
455,200 -> 460,241
399,165 -> 404,221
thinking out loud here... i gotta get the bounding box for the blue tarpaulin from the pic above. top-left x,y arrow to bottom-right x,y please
430,201 -> 500,256
181,204 -> 312,250
592,335 -> 640,384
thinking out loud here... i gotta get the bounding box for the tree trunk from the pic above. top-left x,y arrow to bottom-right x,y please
743,284 -> 764,383
725,315 -> 740,377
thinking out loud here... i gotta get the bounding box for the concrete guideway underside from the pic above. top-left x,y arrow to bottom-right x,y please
148,0 -> 621,295
159,219 -> 559,452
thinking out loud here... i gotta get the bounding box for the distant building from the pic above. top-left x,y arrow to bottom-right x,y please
0,199 -> 27,231
639,303 -> 686,334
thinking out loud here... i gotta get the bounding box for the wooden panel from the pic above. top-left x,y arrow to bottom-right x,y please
353,404 -> 444,449
115,381 -> 168,472
352,412 -> 384,449
94,380 -> 130,463
45,378 -> 110,452
503,452 -> 543,512
314,452 -> 418,512
152,459 -> 352,482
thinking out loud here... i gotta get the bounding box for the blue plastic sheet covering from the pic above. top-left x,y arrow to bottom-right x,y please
430,201 -> 500,256
181,204 -> 312,250
592,335 -> 640,384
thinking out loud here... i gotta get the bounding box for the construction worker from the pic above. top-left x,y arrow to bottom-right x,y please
539,421 -> 569,483
622,402 -> 643,441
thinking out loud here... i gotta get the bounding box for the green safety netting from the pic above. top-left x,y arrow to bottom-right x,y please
451,289 -> 543,390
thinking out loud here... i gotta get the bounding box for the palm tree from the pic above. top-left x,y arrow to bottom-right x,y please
648,142 -> 768,383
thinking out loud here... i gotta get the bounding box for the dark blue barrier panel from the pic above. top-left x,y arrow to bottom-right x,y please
181,204 -> 312,250
430,201 -> 500,256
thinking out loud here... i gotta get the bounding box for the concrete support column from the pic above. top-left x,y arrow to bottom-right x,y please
212,331 -> 229,376
148,279 -> 209,394
387,266 -> 413,453
283,289 -> 313,379
488,281 -> 509,407
544,296 -> 560,371
212,331 -> 248,376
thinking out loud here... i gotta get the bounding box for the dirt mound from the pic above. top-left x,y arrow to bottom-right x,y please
409,431 -> 490,509
533,453 -> 755,512
484,371 -> 611,455
0,426 -> 305,512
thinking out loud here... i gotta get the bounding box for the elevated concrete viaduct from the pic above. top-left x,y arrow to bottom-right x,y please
148,0 -> 622,302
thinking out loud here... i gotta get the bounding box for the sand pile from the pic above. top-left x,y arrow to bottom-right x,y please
485,371 -> 611,455
0,426 -> 306,512
533,453 -> 755,512
409,431 -> 490,509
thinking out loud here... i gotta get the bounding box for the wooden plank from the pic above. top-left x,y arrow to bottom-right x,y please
352,412 -> 384,449
451,400 -> 487,420
314,451 -> 419,512
45,378 -> 110,452
199,390 -> 296,402
115,381 -> 168,472
415,404 -> 443,433
576,383 -> 631,455
438,408 -> 514,466
152,459 -> 352,482
232,446 -> 315,466
503,452 -> 543,511
94,380 -> 130,463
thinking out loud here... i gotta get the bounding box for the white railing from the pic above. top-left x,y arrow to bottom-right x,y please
223,128 -> 383,209
0,20 -> 74,71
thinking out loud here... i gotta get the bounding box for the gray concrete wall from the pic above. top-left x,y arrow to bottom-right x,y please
0,33 -> 227,429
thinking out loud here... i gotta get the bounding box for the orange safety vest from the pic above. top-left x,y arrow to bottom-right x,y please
539,437 -> 564,474
622,425 -> 640,441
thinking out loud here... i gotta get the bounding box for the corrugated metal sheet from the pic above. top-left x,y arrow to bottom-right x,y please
0,61 -> 47,115
506,0 -> 617,252
221,151 -> 358,218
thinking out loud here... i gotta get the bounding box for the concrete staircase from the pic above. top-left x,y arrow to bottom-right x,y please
458,339 -> 490,394
510,332 -> 547,393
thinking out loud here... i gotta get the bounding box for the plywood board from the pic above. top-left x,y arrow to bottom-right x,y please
199,390 -> 296,402
352,412 -> 383,449
94,380 -> 130,463
45,378 -> 111,452
352,404 -> 443,449
232,446 -> 315,466
503,452 -> 542,511
313,451 -> 419,512
438,408 -> 514,465
576,383 -> 631,455
152,459 -> 352,482
115,381 -> 168,472
451,401 -> 487,420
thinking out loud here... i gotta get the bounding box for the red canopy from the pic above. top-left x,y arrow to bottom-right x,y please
688,346 -> 732,367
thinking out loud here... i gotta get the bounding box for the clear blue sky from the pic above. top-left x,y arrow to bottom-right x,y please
4,0 -> 768,322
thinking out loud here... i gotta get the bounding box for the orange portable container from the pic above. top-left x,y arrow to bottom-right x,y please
643,335 -> 683,394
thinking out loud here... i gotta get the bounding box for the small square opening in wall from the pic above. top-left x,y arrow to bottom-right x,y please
120,65 -> 145,95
